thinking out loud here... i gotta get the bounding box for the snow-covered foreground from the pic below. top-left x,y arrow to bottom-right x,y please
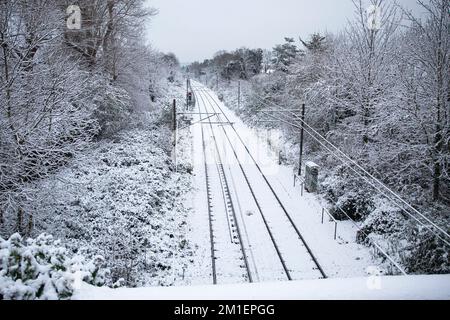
74,275 -> 450,300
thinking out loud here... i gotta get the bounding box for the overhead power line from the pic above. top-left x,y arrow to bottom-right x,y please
253,94 -> 450,247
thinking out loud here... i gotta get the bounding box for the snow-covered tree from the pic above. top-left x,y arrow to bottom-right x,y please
197,0 -> 449,273
395,0 -> 449,202
272,37 -> 303,73
0,0 -> 173,238
0,0 -> 99,235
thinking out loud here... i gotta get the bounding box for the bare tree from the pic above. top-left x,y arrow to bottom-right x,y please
398,0 -> 449,202
1,0 -> 161,235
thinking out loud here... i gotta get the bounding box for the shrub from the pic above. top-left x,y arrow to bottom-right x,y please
356,201 -> 450,275
322,171 -> 374,222
330,191 -> 375,221
0,233 -> 110,300
90,78 -> 132,138
356,202 -> 408,243
403,228 -> 450,274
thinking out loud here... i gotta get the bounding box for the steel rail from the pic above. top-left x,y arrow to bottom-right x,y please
199,86 -> 327,279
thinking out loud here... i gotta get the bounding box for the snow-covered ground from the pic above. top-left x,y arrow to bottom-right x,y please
28,127 -> 196,287
17,79 -> 201,288
183,82 -> 380,288
74,274 -> 450,300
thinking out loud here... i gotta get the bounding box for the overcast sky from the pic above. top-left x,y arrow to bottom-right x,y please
145,0 -> 425,64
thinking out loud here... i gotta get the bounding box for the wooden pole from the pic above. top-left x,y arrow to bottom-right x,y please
173,99 -> 178,172
173,99 -> 177,132
186,78 -> 189,110
298,103 -> 306,176
238,81 -> 241,110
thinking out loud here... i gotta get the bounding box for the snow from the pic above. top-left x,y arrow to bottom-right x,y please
26,123 -> 196,287
186,82 -> 378,285
0,233 -> 109,300
74,274 -> 450,300
305,161 -> 319,169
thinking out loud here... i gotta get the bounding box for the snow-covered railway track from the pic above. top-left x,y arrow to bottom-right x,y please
196,90 -> 252,285
195,85 -> 327,281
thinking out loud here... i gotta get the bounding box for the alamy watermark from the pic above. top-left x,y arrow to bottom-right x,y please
367,5 -> 382,31
366,266 -> 383,290
66,5 -> 382,32
67,5 -> 82,30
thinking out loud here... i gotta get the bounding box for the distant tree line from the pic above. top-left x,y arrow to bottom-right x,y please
187,48 -> 264,81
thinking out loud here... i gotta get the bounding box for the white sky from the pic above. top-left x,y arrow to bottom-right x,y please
145,0 -> 425,63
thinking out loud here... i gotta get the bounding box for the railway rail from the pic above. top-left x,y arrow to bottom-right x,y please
195,89 -> 252,284
193,83 -> 327,284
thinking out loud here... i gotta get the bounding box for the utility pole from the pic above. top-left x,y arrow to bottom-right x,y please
238,81 -> 241,110
173,99 -> 177,131
173,99 -> 177,171
186,78 -> 189,110
298,103 -> 306,176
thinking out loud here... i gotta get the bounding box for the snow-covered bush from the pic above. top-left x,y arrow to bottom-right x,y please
330,191 -> 375,221
90,77 -> 132,138
403,228 -> 450,275
154,101 -> 174,127
355,201 -> 450,275
0,233 -> 110,300
356,201 -> 408,243
322,173 -> 375,221
26,126 -> 194,287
